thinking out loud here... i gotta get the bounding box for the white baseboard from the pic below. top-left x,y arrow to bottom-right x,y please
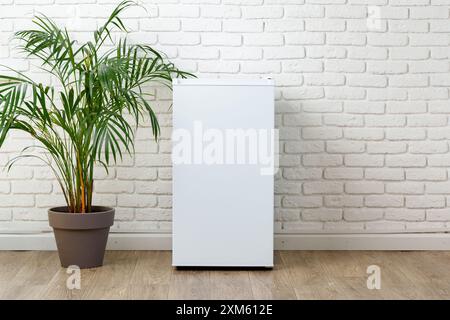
1,232 -> 450,250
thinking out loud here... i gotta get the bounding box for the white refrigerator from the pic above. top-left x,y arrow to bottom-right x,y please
172,79 -> 274,267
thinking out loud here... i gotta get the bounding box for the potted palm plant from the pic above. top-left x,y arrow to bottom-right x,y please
0,1 -> 192,268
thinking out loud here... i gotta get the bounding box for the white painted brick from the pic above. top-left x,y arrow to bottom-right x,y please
344,128 -> 384,141
385,209 -> 425,221
306,19 -> 345,32
428,154 -> 450,167
365,195 -> 404,208
430,21 -> 450,32
426,209 -> 450,221
386,128 -> 426,140
303,181 -> 344,194
410,61 -> 449,74
345,102 -> 385,114
95,180 -> 133,194
326,87 -> 366,100
303,73 -> 345,86
324,221 -> 364,231
275,181 -> 302,194
391,0 -> 429,5
325,60 -> 365,73
365,168 -> 405,180
406,168 -> 447,181
223,20 -> 263,33
242,6 -> 283,19
283,221 -> 324,232
140,19 -> 180,31
285,5 -> 324,18
389,75 -> 428,88
160,5 -> 199,17
347,47 -> 387,60
411,7 -> 448,19
345,154 -> 384,167
302,127 -> 342,140
389,20 -> 429,33
202,33 -> 242,46
303,154 -> 343,167
302,208 -> 342,222
430,74 -> 450,86
346,20 -> 387,33
326,141 -> 365,153
324,168 -> 363,180
409,88 -> 448,101
344,208 -> 383,221
282,196 -> 322,208
180,47 -> 219,59
324,195 -> 363,207
390,47 -> 429,60
275,209 -> 300,222
410,34 -> 449,46
244,33 -> 284,46
367,142 -> 407,154
0,209 -> 11,221
283,87 -> 325,100
285,32 -> 325,45
282,60 -> 323,73
429,101 -> 450,114
365,221 -> 405,231
367,34 -> 408,46
386,101 -> 427,114
426,182 -> 450,194
283,168 -> 322,180
135,208 -> 171,221
221,47 -> 262,60
159,33 -> 200,45
265,47 -> 305,59
283,113 -> 321,126
198,61 -> 239,73
242,61 -> 281,73
406,196 -> 445,209
11,181 -> 52,194
326,33 -> 366,46
345,181 -> 384,194
117,194 -> 157,208
284,140 -> 323,154
306,46 -> 346,59
386,155 -> 427,167
0,182 -> 10,194
410,141 -> 448,154
323,114 -> 364,127
183,19 -> 221,32
429,128 -> 450,140
386,182 -> 425,194
302,101 -> 342,113
365,115 -> 405,127
0,195 -> 34,207
265,20 -> 304,32
368,62 -> 408,75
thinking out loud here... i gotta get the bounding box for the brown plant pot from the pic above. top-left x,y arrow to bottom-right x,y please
48,206 -> 115,269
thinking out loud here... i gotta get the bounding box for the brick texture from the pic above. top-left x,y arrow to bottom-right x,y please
0,0 -> 449,235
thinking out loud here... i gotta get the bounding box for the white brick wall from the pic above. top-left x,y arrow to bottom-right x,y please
1,0 -> 450,236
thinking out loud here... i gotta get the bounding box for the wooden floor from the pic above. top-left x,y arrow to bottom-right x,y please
0,250 -> 449,299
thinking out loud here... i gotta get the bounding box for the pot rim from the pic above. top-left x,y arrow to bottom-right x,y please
48,206 -> 114,215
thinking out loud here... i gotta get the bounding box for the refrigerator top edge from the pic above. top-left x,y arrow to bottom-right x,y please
172,78 -> 275,87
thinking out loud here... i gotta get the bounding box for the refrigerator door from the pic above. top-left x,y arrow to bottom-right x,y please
172,79 -> 274,267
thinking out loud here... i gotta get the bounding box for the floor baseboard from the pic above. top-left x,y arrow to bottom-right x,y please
1,232 -> 450,250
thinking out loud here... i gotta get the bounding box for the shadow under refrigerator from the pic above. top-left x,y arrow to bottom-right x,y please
172,79 -> 274,267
